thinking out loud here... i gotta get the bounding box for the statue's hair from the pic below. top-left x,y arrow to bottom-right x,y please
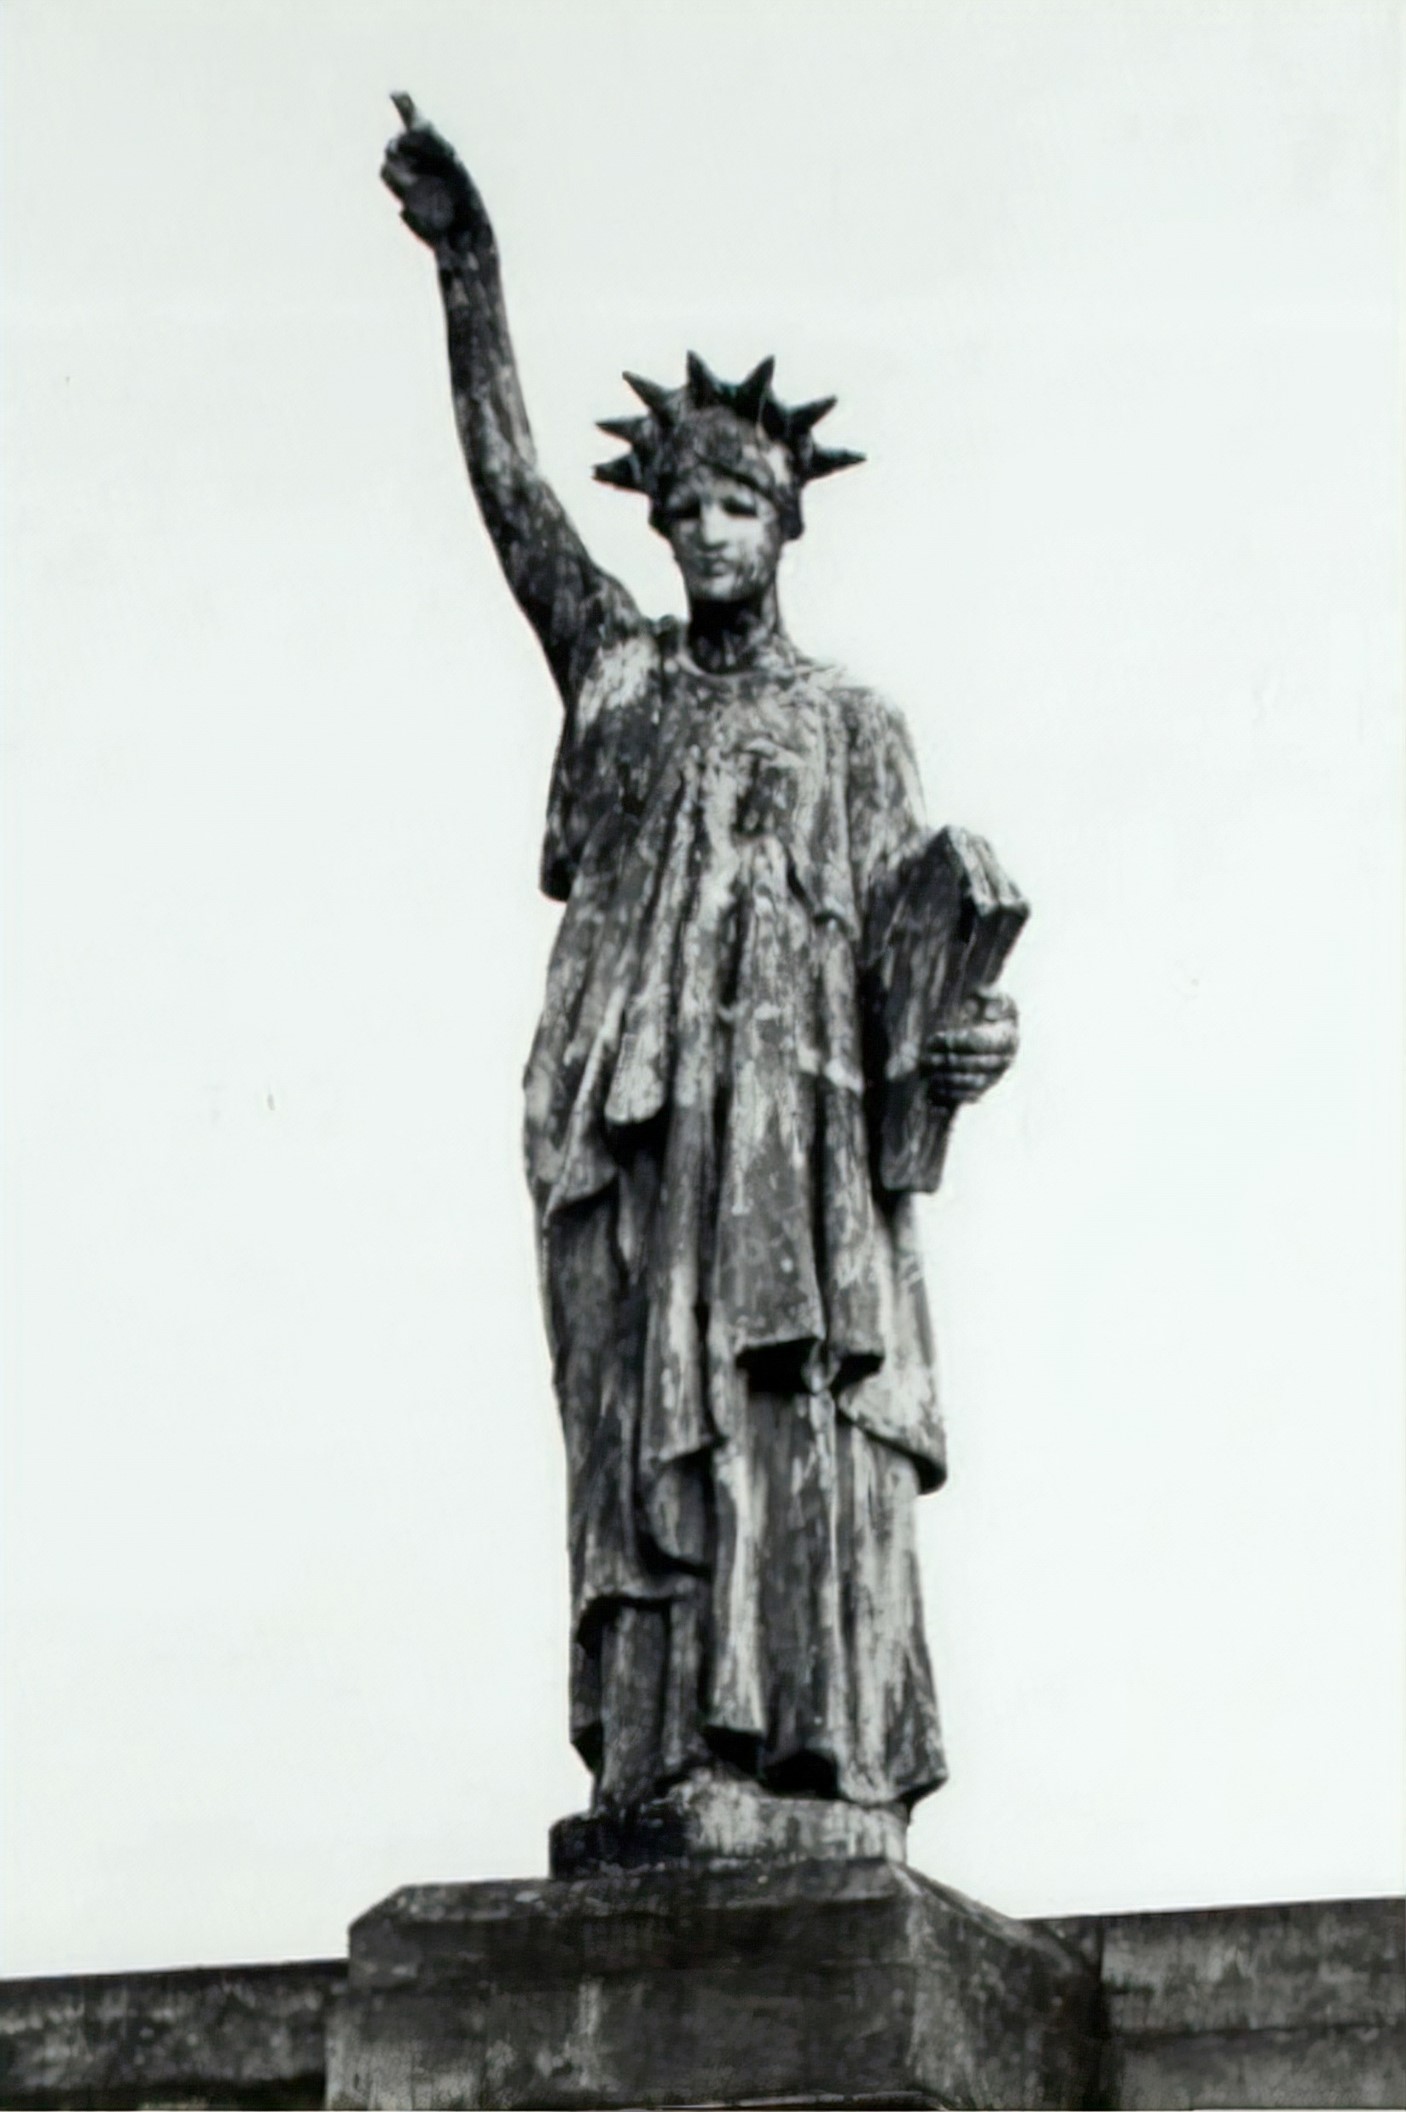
593,353 -> 863,541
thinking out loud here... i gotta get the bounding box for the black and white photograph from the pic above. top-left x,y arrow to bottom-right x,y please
2,2 -> 1402,2105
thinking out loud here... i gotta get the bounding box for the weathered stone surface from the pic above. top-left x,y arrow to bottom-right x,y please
1062,1894 -> 1405,2036
1042,1895 -> 1406,2110
1106,2024 -> 1406,2110
326,1859 -> 1100,2110
2,1894 -> 1400,2107
380,102 -> 1024,1830
550,1771 -> 907,1877
0,1958 -> 343,2110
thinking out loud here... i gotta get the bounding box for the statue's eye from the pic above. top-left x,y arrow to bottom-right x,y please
667,500 -> 701,525
723,498 -> 758,518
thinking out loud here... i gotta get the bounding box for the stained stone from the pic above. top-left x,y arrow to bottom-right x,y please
362,100 -> 1045,2112
549,1771 -> 907,1877
326,1859 -> 1101,2111
379,101 -> 1027,1830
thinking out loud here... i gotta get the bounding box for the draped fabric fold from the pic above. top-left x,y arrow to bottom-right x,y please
527,618 -> 949,1811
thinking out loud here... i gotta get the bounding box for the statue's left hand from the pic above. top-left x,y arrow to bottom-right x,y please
922,990 -> 1019,1107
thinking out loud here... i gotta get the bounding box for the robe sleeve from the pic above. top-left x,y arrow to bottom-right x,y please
539,601 -> 661,901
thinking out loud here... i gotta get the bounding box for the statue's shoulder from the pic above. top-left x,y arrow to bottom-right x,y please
795,656 -> 917,757
793,658 -> 927,839
573,612 -> 666,727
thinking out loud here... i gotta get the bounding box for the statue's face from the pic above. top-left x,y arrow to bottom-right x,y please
658,469 -> 784,604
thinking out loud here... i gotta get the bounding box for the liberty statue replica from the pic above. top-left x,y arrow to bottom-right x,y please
333,96 -> 1083,2112
380,100 -> 1024,1849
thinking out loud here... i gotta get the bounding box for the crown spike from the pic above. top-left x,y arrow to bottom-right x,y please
731,356 -> 776,422
596,415 -> 652,445
593,454 -> 646,490
685,352 -> 726,408
623,371 -> 676,420
804,444 -> 866,482
787,396 -> 837,436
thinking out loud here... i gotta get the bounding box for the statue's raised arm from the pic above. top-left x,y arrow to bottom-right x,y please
381,97 -> 638,702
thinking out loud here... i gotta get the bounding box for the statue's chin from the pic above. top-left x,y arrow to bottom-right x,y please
684,581 -> 743,605
684,578 -> 774,611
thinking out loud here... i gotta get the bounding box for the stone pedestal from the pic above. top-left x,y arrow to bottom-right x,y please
326,1859 -> 1100,2110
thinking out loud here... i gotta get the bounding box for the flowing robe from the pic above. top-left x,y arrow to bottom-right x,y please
525,613 -> 949,1812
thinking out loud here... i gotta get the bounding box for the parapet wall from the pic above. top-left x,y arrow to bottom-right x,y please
0,1894 -> 1400,2109
0,1960 -> 341,2110
1048,1895 -> 1405,2108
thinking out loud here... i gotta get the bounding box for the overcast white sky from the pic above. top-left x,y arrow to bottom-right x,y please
3,0 -> 1402,1978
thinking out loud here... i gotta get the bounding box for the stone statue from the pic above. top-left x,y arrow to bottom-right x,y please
381,101 -> 1023,1847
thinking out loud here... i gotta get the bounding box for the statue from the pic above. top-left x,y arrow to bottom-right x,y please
381,100 -> 1023,1833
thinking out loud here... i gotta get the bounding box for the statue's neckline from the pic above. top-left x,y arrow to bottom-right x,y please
667,625 -> 803,683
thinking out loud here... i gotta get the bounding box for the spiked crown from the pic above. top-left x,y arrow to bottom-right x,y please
593,353 -> 863,541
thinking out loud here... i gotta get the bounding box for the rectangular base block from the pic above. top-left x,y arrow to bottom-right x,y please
327,1860 -> 1100,2109
550,1774 -> 907,1877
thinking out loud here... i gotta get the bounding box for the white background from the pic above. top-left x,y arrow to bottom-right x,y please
3,0 -> 1402,1976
